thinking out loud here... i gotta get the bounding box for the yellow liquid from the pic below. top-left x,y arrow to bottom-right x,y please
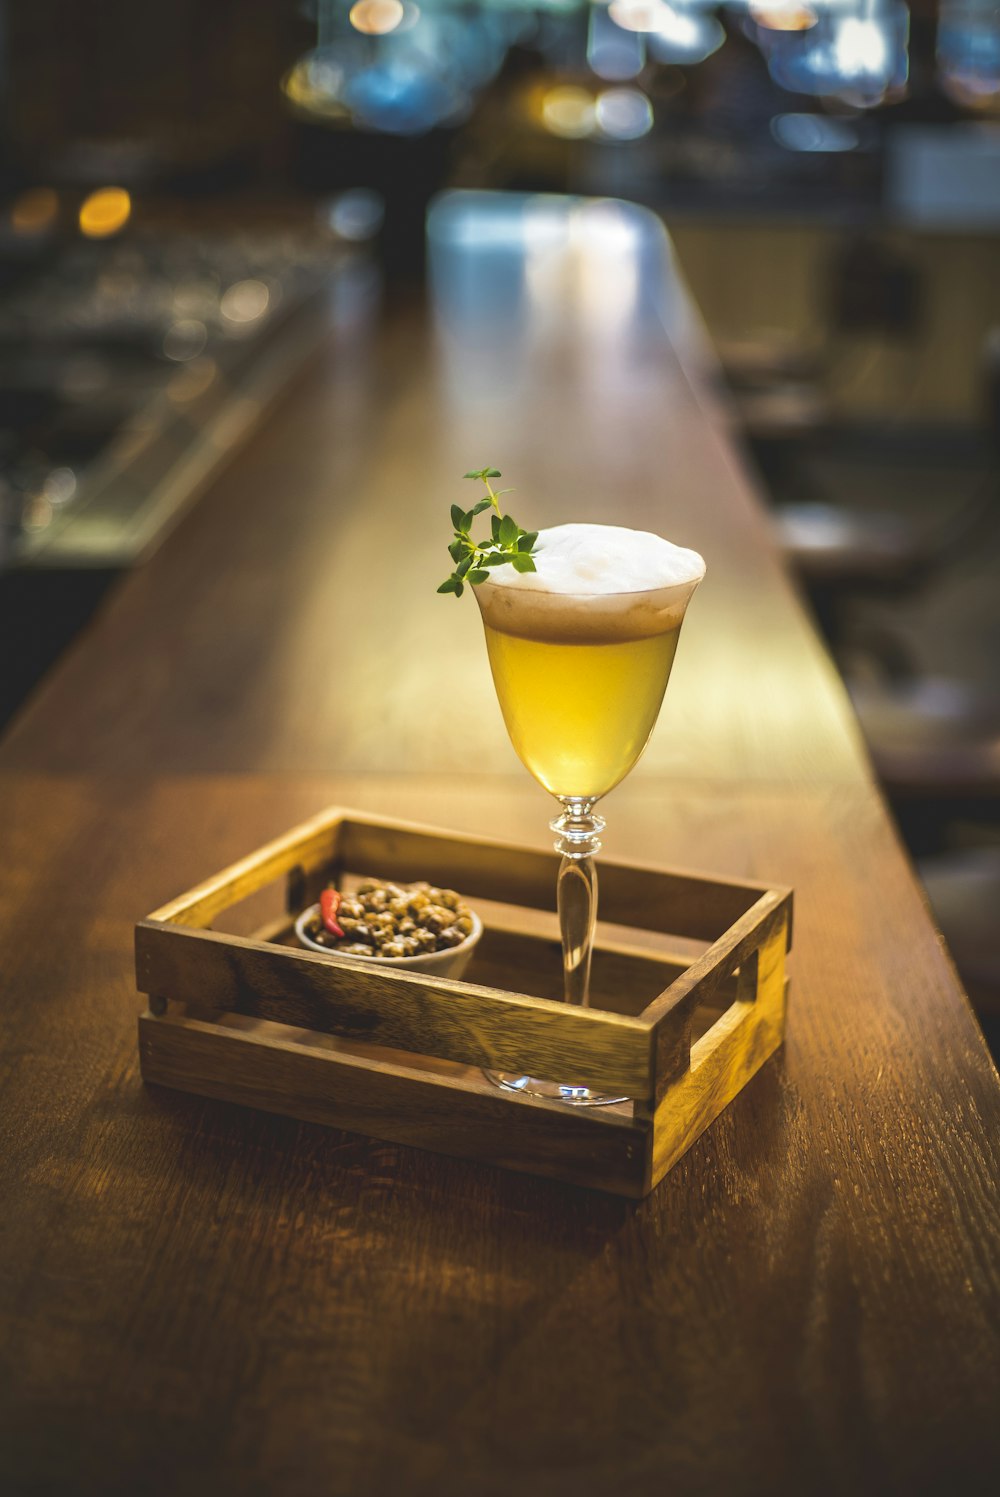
484,622 -> 681,798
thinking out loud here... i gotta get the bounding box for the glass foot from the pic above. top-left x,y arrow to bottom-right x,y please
484,1070 -> 628,1107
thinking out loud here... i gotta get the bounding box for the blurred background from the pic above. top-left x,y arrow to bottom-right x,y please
1,0 -> 998,1036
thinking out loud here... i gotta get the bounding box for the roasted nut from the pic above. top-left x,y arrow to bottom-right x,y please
309,877 -> 475,959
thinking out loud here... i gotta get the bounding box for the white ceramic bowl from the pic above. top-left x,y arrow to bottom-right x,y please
294,903 -> 483,980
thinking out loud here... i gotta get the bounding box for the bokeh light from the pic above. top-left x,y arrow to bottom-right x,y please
938,0 -> 1000,112
771,112 -> 860,151
163,320 -> 208,362
595,88 -> 655,140
79,187 -> 131,240
220,279 -> 271,324
11,188 -> 59,236
349,0 -> 405,36
767,2 -> 909,105
588,4 -> 646,81
327,189 -> 386,241
42,468 -> 77,507
649,6 -> 726,65
541,85 -> 597,139
751,1 -> 818,32
608,0 -> 667,35
834,17 -> 890,80
395,2 -> 422,34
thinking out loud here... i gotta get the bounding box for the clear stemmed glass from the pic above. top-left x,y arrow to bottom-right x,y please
473,526 -> 704,1106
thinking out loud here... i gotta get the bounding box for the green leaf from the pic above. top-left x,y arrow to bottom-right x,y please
439,466 -> 530,602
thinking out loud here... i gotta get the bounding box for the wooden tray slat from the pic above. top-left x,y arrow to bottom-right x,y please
644,893 -> 792,1100
338,813 -> 767,943
139,1010 -> 650,1197
651,921 -> 789,1186
136,920 -> 656,1097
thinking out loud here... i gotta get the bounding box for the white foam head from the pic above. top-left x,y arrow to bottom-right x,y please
474,522 -> 705,643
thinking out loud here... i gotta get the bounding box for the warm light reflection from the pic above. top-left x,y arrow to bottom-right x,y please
541,85 -> 597,139
940,71 -> 1000,111
571,200 -> 641,333
750,1 -> 817,31
23,495 -> 53,532
79,187 -> 131,240
607,0 -> 724,64
608,0 -> 666,34
11,187 -> 58,235
348,0 -> 405,36
522,202 -> 572,327
282,53 -> 349,122
572,199 -> 642,257
521,198 -> 643,339
220,279 -> 270,324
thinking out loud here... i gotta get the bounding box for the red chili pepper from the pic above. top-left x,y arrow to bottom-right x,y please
320,888 -> 344,938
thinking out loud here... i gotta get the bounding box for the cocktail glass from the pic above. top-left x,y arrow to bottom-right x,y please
473,526 -> 704,1105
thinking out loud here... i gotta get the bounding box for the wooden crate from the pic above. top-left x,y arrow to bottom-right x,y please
135,807 -> 792,1198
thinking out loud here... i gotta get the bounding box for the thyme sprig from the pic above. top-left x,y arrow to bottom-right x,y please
437,467 -> 537,599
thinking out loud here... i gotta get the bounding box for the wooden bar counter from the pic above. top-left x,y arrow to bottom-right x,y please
1,194 -> 998,1496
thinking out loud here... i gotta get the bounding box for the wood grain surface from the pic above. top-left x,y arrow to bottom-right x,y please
1,197 -> 999,1496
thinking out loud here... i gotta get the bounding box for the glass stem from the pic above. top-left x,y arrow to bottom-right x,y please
551,799 -> 605,1009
